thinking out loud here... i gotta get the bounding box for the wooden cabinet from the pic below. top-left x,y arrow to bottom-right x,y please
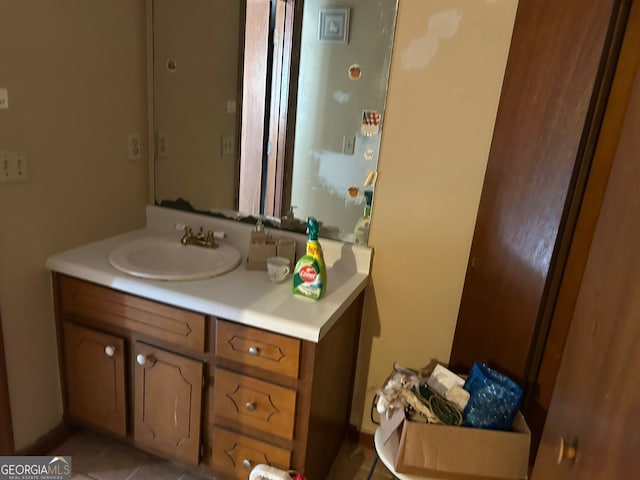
207,306 -> 362,480
63,322 -> 126,436
134,341 -> 203,464
53,273 -> 363,479
210,320 -> 300,479
57,275 -> 206,465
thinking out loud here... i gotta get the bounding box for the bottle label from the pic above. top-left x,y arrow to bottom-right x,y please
293,256 -> 325,300
307,243 -> 319,256
299,265 -> 318,283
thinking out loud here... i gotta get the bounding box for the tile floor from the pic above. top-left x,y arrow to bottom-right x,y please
49,429 -> 394,480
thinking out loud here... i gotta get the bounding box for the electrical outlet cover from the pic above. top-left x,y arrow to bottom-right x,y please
128,134 -> 141,161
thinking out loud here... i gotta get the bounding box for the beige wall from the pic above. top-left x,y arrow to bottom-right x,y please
353,0 -> 518,432
0,1 -> 148,449
0,0 -> 517,449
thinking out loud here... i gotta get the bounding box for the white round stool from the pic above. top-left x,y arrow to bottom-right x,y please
367,428 -> 438,480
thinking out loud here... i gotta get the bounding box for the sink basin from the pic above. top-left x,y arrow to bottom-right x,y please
109,234 -> 242,281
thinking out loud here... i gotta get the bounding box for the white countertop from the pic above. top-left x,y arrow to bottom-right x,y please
45,207 -> 373,342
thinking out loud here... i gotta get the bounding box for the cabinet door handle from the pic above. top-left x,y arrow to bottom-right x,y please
104,346 -> 116,357
248,346 -> 260,356
556,436 -> 577,464
242,459 -> 252,469
136,353 -> 155,366
245,401 -> 257,411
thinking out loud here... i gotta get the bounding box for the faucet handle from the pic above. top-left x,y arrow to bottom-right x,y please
179,225 -> 193,245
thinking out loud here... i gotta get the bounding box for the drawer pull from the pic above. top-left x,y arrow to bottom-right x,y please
245,401 -> 257,411
136,353 -> 155,366
248,346 -> 260,356
242,459 -> 252,469
104,345 -> 116,357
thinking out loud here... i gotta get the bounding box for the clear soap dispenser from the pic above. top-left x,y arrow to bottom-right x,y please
251,218 -> 266,244
354,190 -> 373,245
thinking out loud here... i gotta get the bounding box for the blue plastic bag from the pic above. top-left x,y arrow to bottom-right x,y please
462,362 -> 523,431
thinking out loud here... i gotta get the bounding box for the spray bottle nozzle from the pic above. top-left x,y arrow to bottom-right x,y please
306,217 -> 319,241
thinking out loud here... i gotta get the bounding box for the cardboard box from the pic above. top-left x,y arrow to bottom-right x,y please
385,413 -> 530,479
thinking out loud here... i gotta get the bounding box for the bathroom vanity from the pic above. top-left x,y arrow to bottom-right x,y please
46,207 -> 372,480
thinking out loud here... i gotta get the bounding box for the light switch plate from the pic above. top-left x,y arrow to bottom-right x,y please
221,134 -> 234,155
343,135 -> 355,155
0,150 -> 28,183
0,88 -> 8,109
157,133 -> 169,157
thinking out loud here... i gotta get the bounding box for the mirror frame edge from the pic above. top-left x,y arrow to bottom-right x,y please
146,0 -> 156,206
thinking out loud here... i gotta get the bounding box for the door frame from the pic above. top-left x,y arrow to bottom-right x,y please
0,312 -> 15,454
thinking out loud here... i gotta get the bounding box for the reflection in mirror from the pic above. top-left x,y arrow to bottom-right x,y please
152,0 -> 398,243
153,0 -> 242,211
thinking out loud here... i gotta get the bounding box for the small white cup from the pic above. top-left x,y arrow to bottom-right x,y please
266,256 -> 290,282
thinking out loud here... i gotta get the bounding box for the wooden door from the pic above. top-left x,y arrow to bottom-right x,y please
526,0 -> 640,456
448,0 -> 630,446
239,0 -> 300,216
0,312 -> 14,454
263,0 -> 295,217
134,341 -> 203,465
63,322 -> 126,436
448,0 -> 625,381
531,30 -> 640,478
239,0 -> 271,215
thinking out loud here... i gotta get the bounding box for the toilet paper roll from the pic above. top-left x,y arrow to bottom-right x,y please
249,464 -> 291,480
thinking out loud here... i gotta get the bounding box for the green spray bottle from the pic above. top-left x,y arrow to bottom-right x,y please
292,217 -> 327,300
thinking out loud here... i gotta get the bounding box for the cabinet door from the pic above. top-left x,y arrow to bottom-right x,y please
63,322 -> 126,436
134,341 -> 203,465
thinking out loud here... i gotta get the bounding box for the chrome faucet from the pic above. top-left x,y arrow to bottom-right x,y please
180,226 -> 218,249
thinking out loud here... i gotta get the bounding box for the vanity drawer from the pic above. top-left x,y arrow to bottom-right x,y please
213,368 -> 297,440
58,275 -> 206,352
215,319 -> 300,378
210,426 -> 291,479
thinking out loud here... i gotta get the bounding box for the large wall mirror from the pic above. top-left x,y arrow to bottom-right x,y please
152,0 -> 398,243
